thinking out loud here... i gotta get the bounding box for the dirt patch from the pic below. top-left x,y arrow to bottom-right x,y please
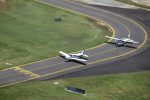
0,0 -> 6,3
0,0 -> 10,10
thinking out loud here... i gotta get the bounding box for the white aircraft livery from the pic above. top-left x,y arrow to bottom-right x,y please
59,50 -> 88,62
105,35 -> 138,47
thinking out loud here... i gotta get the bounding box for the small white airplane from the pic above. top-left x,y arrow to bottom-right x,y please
69,50 -> 88,58
105,35 -> 138,47
59,50 -> 88,62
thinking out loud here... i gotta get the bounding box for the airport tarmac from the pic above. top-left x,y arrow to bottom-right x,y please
0,0 -> 149,87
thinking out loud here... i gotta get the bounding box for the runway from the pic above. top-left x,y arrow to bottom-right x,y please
0,0 -> 148,88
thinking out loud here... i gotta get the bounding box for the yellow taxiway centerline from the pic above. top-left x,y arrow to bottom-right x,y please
0,0 -> 148,88
0,47 -> 117,80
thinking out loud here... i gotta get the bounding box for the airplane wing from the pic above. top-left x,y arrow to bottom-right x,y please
127,40 -> 138,44
132,41 -> 138,44
70,57 -> 87,62
122,38 -> 138,44
59,51 -> 69,57
105,36 -> 120,40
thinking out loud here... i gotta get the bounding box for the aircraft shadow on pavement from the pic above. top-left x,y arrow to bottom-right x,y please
65,60 -> 87,65
59,55 -> 87,65
106,41 -> 137,49
81,57 -> 88,60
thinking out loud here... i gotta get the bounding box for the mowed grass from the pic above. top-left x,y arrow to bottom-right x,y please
0,72 -> 150,100
0,0 -> 111,69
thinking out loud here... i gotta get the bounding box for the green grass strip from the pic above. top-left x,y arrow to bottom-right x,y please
0,71 -> 150,100
0,0 -> 111,69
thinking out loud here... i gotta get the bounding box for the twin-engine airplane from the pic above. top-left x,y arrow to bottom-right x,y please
105,35 -> 138,47
59,50 -> 88,62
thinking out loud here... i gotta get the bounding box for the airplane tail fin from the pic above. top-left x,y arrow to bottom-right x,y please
80,50 -> 84,55
128,34 -> 130,38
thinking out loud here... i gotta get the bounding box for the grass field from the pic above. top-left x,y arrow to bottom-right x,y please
0,0 -> 111,69
0,71 -> 149,100
115,0 -> 150,9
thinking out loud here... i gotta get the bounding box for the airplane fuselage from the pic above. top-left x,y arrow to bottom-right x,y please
115,38 -> 134,47
115,39 -> 127,47
105,36 -> 138,47
59,51 -> 87,62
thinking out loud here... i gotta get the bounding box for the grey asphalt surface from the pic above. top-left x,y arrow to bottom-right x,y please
0,0 -> 149,87
52,4 -> 150,79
